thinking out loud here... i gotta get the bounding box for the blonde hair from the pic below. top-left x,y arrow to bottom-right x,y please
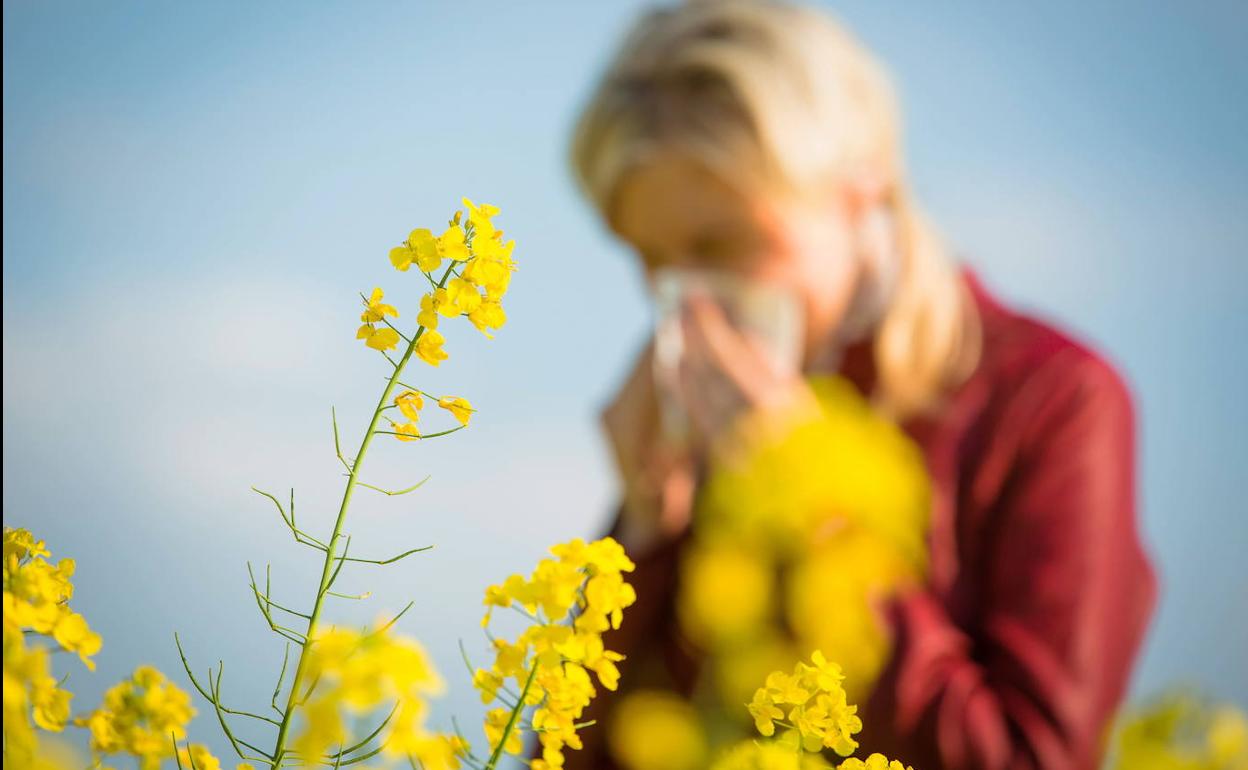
570,0 -> 980,418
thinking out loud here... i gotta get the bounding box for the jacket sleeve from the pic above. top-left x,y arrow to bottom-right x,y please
866,350 -> 1157,770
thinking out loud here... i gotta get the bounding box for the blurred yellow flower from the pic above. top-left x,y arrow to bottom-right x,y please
484,707 -> 524,756
666,374 -> 930,754
76,665 -> 195,770
293,625 -> 452,767
608,690 -> 707,770
176,743 -> 222,770
3,527 -> 102,670
3,528 -> 50,561
712,632 -> 798,712
1109,691 -> 1248,770
711,741 -> 832,770
677,539 -> 773,648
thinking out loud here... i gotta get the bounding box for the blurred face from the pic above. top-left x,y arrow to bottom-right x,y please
610,150 -> 863,367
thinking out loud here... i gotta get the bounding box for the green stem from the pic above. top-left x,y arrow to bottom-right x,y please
267,264 -> 457,768
484,664 -> 538,770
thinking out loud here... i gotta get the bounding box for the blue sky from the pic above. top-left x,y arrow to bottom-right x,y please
4,0 -> 1246,763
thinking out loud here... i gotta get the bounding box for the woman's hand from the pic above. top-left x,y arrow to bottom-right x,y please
676,294 -> 822,457
601,341 -> 698,554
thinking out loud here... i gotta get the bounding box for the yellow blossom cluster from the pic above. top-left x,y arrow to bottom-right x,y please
707,651 -> 913,770
358,197 -> 516,367
75,665 -> 196,770
386,387 -> 475,441
3,528 -> 213,770
3,527 -> 100,765
4,621 -> 73,765
473,537 -> 636,769
1108,691 -> 1248,770
746,651 -> 861,755
292,625 -> 465,770
3,527 -> 102,670
357,198 -> 512,441
677,374 -> 930,726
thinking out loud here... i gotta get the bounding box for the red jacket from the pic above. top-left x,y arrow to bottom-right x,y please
565,272 -> 1157,770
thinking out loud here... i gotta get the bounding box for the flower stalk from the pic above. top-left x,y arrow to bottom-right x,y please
266,260 -> 459,768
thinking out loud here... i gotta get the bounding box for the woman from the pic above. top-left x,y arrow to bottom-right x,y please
563,1 -> 1156,768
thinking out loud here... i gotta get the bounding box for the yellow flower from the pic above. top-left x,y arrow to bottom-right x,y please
390,228 -> 443,273
437,396 -> 473,427
462,197 -> 500,232
492,639 -> 528,678
418,292 -> 442,329
431,286 -> 461,318
51,612 -> 102,669
485,707 -> 523,755
749,689 -> 784,737
799,650 -> 845,694
389,420 -> 420,442
394,390 -> 425,421
354,288 -> 403,351
579,572 -> 636,633
416,329 -> 448,367
4,528 -> 50,561
765,671 -> 810,706
472,668 -> 504,704
446,277 -> 483,315
481,584 -> 511,627
745,652 -> 863,759
437,224 -> 471,262
467,300 -> 507,338
360,287 -> 398,323
356,324 -> 401,352
31,680 -> 73,732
